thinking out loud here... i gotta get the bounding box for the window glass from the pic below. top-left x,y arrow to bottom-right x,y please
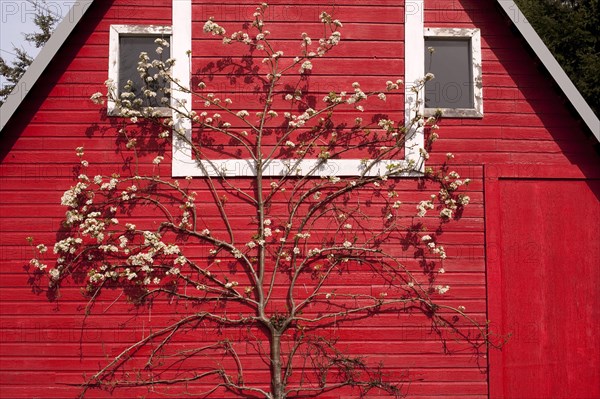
424,39 -> 473,109
118,35 -> 170,107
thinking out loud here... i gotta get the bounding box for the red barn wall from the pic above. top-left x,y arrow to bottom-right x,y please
0,0 -> 597,398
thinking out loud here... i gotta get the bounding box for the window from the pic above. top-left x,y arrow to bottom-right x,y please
423,28 -> 483,118
108,25 -> 172,116
170,1 -> 427,178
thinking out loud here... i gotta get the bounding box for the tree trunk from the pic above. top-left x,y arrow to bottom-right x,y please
270,330 -> 284,399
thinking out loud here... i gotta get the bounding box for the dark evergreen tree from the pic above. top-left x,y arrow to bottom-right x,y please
0,1 -> 58,105
514,0 -> 599,116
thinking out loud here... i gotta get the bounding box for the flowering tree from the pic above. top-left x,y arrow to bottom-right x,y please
29,4 -> 485,398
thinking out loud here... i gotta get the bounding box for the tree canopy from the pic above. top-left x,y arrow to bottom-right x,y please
514,0 -> 599,116
0,0 -> 58,105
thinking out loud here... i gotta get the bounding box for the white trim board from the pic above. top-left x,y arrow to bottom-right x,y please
403,0 -> 426,174
171,0 -> 425,177
172,158 -> 419,178
171,0 -> 194,177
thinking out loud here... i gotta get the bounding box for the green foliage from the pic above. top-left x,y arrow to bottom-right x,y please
0,0 -> 58,105
0,48 -> 33,104
514,0 -> 599,116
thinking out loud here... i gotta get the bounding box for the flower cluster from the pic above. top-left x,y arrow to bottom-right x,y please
417,199 -> 435,217
288,108 -> 316,128
437,170 -> 471,218
421,235 -> 447,260
203,19 -> 226,36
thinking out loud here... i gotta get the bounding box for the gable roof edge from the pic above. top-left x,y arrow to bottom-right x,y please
0,0 -> 95,132
496,0 -> 599,141
1,0 -> 597,141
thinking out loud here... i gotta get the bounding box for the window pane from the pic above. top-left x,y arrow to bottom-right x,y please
119,35 -> 170,107
424,39 -> 473,109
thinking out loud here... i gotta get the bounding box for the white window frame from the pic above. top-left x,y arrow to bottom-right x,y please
108,24 -> 173,117
170,0 -> 425,178
423,28 -> 483,118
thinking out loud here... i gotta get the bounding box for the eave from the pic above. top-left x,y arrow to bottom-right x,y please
0,1 -> 95,132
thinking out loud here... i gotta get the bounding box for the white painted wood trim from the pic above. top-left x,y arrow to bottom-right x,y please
171,0 -> 193,177
170,0 -> 426,178
423,27 -> 483,118
173,158 -> 419,178
404,0 -> 425,173
107,24 -> 173,116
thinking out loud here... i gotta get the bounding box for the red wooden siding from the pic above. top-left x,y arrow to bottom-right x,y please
0,0 -> 598,398
485,166 -> 600,398
1,1 -> 174,398
495,179 -> 599,398
424,0 -> 598,167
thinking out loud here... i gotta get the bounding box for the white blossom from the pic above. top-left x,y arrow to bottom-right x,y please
299,60 -> 313,74
440,208 -> 453,219
436,285 -> 450,294
203,19 -> 226,36
308,248 -> 321,257
30,258 -> 47,270
90,92 -> 104,104
232,249 -> 243,259
49,268 -> 60,280
53,237 -> 82,254
417,200 -> 434,217
60,182 -> 87,208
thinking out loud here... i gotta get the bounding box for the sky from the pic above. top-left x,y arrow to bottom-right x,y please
1,0 -> 68,84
